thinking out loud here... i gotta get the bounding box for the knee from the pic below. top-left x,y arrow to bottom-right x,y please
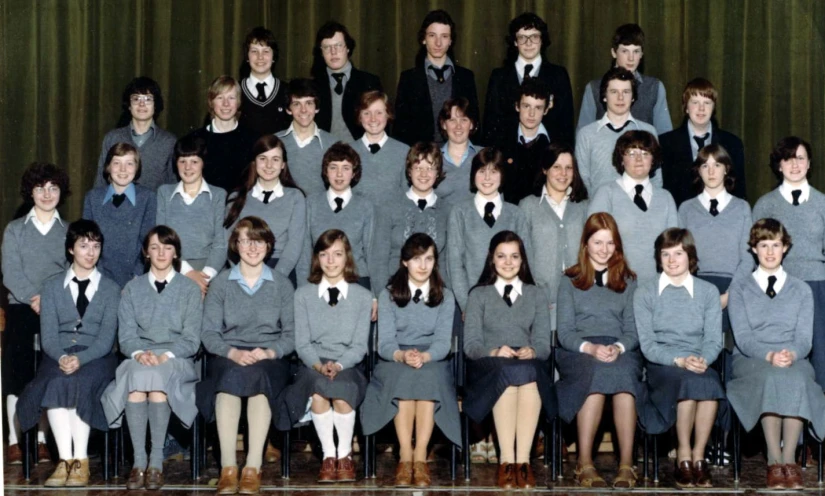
332,399 -> 353,413
128,391 -> 147,402
148,391 -> 168,403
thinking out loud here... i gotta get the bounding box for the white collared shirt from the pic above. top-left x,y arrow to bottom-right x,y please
408,280 -> 430,303
618,173 -> 652,205
779,180 -> 810,205
172,180 -> 212,206
327,187 -> 353,210
251,180 -> 285,202
596,112 -> 638,132
474,192 -> 503,220
753,266 -> 787,294
148,270 -> 176,290
541,186 -> 570,218
698,189 -> 731,214
208,119 -> 239,134
515,55 -> 542,83
406,188 -> 438,209
318,277 -> 350,302
284,122 -> 322,149
687,120 -> 713,160
658,272 -> 695,298
518,123 -> 550,144
63,267 -> 101,304
494,277 -> 523,304
361,132 -> 389,149
24,208 -> 63,235
246,74 -> 275,99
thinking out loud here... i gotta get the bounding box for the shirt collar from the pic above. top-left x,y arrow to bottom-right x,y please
172,180 -> 212,201
687,119 -> 713,140
596,112 -> 637,131
408,280 -> 431,302
148,269 -> 176,289
779,180 -> 810,204
474,192 -> 503,217
208,119 -> 239,133
515,55 -> 542,80
658,272 -> 694,298
64,266 -> 101,291
103,183 -> 136,205
248,73 -> 275,87
327,61 -> 352,80
406,188 -> 438,208
24,207 -> 63,227
753,266 -> 787,294
252,180 -> 284,201
228,264 -> 274,294
698,189 -> 731,212
318,277 -> 349,300
541,186 -> 571,207
518,123 -> 549,143
424,56 -> 454,76
619,172 -> 651,193
441,141 -> 477,167
494,277 -> 523,297
130,120 -> 156,136
327,187 -> 353,207
361,132 -> 389,149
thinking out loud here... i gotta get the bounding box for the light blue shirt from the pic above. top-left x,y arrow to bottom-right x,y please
518,123 -> 550,144
687,120 -> 713,160
102,183 -> 136,206
441,141 -> 478,167
228,264 -> 275,296
425,56 -> 454,82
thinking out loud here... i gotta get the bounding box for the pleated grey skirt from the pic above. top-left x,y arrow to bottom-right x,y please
101,357 -> 198,428
555,340 -> 645,424
642,363 -> 726,435
727,355 -> 825,440
463,357 -> 556,424
277,362 -> 367,430
360,360 -> 461,446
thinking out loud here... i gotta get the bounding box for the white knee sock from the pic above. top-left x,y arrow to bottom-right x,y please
6,395 -> 20,446
68,409 -> 90,459
38,413 -> 49,443
332,410 -> 356,458
311,408 -> 336,459
47,408 -> 73,460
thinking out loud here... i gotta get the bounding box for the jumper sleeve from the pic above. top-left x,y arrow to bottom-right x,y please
700,284 -> 724,363
664,192 -> 679,228
134,191 -> 157,278
728,278 -> 772,359
652,81 -> 674,134
447,207 -> 470,310
463,290 -> 488,360
634,284 -> 680,365
377,290 -> 399,361
575,131 -> 593,194
617,284 -> 640,351
294,292 -> 322,368
205,188 -> 229,273
201,276 -> 231,357
295,201 -> 313,286
118,285 -> 145,358
271,280 -> 295,359
168,283 -> 203,358
792,284 -> 814,360
76,288 -> 118,365
734,203 -> 755,278
587,184 -> 613,218
427,291 -> 456,362
38,282 -> 64,362
362,201 -> 381,297
370,211 -> 392,300
555,278 -> 583,352
1,223 -> 38,303
576,85 -> 597,132
337,296 -> 371,370
274,193 -> 306,277
529,289 -> 552,360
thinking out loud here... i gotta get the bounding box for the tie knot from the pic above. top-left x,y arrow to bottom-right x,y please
73,277 -> 90,291
368,143 -> 381,154
694,133 -> 709,149
255,82 -> 268,101
417,199 -> 427,211
710,199 -> 718,206
792,189 -> 802,205
768,275 -> 777,284
112,193 -> 126,207
328,287 -> 340,306
412,288 -> 423,303
262,190 -> 274,204
635,184 -> 644,195
331,73 -> 345,83
606,121 -> 631,133
333,197 -> 344,213
484,202 -> 495,214
503,284 -> 513,297
522,64 -> 533,81
154,280 -> 168,293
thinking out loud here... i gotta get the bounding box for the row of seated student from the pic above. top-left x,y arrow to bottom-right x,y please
2,113 -> 821,491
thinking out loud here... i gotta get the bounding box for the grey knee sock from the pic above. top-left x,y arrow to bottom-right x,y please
125,401 -> 149,469
148,402 -> 172,470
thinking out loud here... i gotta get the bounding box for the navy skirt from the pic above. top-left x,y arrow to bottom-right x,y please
642,363 -> 726,435
195,352 -> 292,424
2,304 -> 41,395
17,348 -> 117,432
804,280 -> 825,391
463,356 -> 556,424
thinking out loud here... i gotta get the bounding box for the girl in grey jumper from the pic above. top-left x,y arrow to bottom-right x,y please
555,212 -> 641,489
463,231 -> 552,490
436,97 -> 478,207
17,220 -> 118,487
727,219 -> 825,490
588,131 -> 678,283
223,135 -> 306,283
197,217 -> 294,493
634,228 -> 724,489
156,135 -> 228,297
520,142 -> 589,330
101,226 -> 202,490
280,229 -> 372,483
2,162 -> 70,463
361,234 -> 458,488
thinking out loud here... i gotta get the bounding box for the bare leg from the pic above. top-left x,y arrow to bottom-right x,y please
612,393 -> 637,467
413,401 -> 435,463
575,394 -> 605,466
394,400 -> 415,462
676,400 -> 697,462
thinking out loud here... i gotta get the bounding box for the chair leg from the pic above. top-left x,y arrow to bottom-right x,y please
549,419 -> 557,482
281,429 -> 290,479
450,441 -> 457,481
462,414 -> 471,481
818,438 -> 823,484
732,415 -> 741,482
22,429 -> 32,481
642,431 -> 649,481
103,430 -> 110,481
802,428 -> 810,469
113,427 -> 120,479
191,416 -> 200,480
652,433 -> 659,483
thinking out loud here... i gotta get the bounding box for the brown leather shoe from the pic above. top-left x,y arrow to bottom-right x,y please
126,467 -> 146,490
413,461 -> 431,487
6,444 -> 22,465
784,463 -> 804,490
37,442 -> 51,463
238,467 -> 261,494
217,466 -> 239,494
674,460 -> 694,488
766,463 -> 785,489
496,463 -> 516,489
44,459 -> 73,487
336,454 -> 356,482
65,458 -> 90,487
317,457 -> 337,483
145,467 -> 164,490
265,441 -> 281,463
692,459 -> 712,488
395,461 -> 413,487
516,462 -> 536,489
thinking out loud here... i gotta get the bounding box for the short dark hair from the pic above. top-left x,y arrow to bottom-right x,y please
612,130 -> 662,179
243,26 -> 279,66
654,228 -> 699,274
102,142 -> 142,184
286,78 -> 321,108
173,136 -> 207,181
20,162 -> 71,207
469,147 -> 506,193
517,77 -> 551,106
769,136 -> 812,181
142,225 -> 182,272
749,218 -> 792,250
321,142 -> 362,188
691,144 -> 736,194
405,142 -> 445,187
416,10 -> 456,65
612,23 -> 645,49
599,67 -> 638,110
505,12 -> 550,65
121,76 -> 164,116
437,97 -> 478,139
537,142 -> 588,202
387,233 -> 445,307
227,216 -> 276,265
65,219 -> 104,263
308,229 -> 360,284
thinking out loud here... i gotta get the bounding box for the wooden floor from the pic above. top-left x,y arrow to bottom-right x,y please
4,449 -> 825,495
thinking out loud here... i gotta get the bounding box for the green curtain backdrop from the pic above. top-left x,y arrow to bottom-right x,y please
1,0 -> 824,229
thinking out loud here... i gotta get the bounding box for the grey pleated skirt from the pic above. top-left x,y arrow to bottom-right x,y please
727,355 -> 825,440
642,363 -> 726,435
101,357 -> 199,428
360,359 -> 461,446
277,362 -> 367,430
555,338 -> 646,424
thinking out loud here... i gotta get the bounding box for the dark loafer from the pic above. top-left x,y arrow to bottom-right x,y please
317,457 -> 337,483
675,460 -> 694,488
496,463 -> 516,489
766,463 -> 785,490
693,459 -> 712,488
145,467 -> 164,490
516,462 -> 536,489
126,467 -> 146,490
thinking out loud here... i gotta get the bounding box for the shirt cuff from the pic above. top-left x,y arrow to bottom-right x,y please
164,351 -> 175,358
180,260 -> 195,275
334,362 -> 344,371
131,350 -> 144,359
615,342 -> 626,354
578,341 -> 591,353
202,266 -> 217,280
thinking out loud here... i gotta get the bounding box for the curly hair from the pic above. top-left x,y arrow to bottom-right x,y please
20,162 -> 71,207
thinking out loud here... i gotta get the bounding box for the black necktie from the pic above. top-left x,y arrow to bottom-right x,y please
483,202 -> 496,228
328,287 -> 340,307
255,82 -> 267,102
709,199 -> 719,216
503,284 -> 514,306
417,199 -> 427,211
73,277 -> 90,317
633,184 -> 647,212
522,64 -> 533,82
331,73 -> 345,95
792,190 -> 802,206
112,193 -> 126,207
594,269 -> 607,287
606,121 -> 631,133
766,275 -> 777,298
429,65 -> 446,83
368,143 -> 380,154
154,280 -> 167,294
694,133 -> 709,150
412,289 -> 423,304
333,197 -> 344,213
262,191 -> 273,204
